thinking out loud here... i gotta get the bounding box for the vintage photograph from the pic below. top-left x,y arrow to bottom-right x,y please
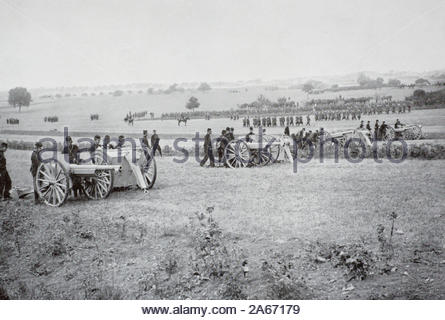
0,0 -> 444,302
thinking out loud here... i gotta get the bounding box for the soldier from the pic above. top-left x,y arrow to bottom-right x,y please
117,135 -> 126,148
245,127 -> 255,142
395,119 -> 402,129
306,115 -> 311,126
89,135 -> 101,163
217,130 -> 229,164
103,135 -> 111,149
141,130 -> 150,149
366,121 -> 372,131
379,121 -> 387,140
0,143 -> 12,201
228,127 -> 235,141
71,144 -> 83,198
30,142 -> 43,204
284,126 -> 290,136
359,120 -> 364,129
374,120 -> 380,140
200,128 -> 215,167
151,130 -> 162,157
62,136 -> 78,164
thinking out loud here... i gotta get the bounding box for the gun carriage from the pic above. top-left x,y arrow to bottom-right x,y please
34,145 -> 156,207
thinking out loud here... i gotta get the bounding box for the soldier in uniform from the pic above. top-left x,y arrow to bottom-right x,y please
0,143 -> 12,201
359,120 -> 364,129
228,128 -> 235,141
217,130 -> 229,164
30,142 -> 43,204
141,130 -> 150,149
284,126 -> 290,136
103,135 -> 111,149
89,135 -> 101,163
62,136 -> 78,164
117,135 -> 126,148
379,121 -> 387,140
151,130 -> 162,157
200,128 -> 215,167
245,127 -> 255,142
374,120 -> 380,140
366,121 -> 372,131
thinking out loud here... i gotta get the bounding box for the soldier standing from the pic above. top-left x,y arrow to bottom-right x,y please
374,120 -> 380,140
151,130 -> 162,157
0,143 -> 12,201
366,121 -> 372,131
379,121 -> 387,140
30,142 -> 43,204
200,128 -> 215,167
217,130 -> 229,164
245,127 -> 255,142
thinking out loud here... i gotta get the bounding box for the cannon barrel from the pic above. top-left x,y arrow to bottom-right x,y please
69,164 -> 121,176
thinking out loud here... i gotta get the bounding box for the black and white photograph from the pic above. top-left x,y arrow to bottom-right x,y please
0,0 -> 444,317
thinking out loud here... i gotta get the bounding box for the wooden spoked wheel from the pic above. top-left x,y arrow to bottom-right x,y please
333,136 -> 346,147
402,128 -> 415,140
224,140 -> 251,168
139,153 -> 157,189
263,135 -> 280,163
405,125 -> 422,140
251,147 -> 271,166
82,169 -> 114,200
383,127 -> 395,141
35,159 -> 69,207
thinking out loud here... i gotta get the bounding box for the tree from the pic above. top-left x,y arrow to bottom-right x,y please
357,73 -> 371,87
415,78 -> 430,86
376,77 -> 384,87
413,89 -> 426,99
197,82 -> 211,91
8,87 -> 31,112
302,82 -> 314,93
164,83 -> 178,94
185,96 -> 200,111
388,79 -> 401,87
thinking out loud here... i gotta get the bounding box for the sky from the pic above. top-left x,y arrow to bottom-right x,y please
0,0 -> 444,88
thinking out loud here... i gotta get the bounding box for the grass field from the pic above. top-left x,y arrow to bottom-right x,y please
0,150 -> 444,299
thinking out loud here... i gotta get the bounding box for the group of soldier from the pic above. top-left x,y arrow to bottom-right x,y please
6,118 -> 19,125
0,129 -> 162,203
242,115 -> 311,128
44,116 -> 59,123
200,127 -> 236,167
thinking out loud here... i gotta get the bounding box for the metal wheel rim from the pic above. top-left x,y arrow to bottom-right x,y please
224,140 -> 251,168
140,156 -> 157,189
82,169 -> 114,200
35,160 -> 69,207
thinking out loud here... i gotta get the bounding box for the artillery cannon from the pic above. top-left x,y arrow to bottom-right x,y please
325,129 -> 373,148
92,146 -> 157,190
223,134 -> 284,168
382,124 -> 423,141
34,159 -> 119,207
34,145 -> 157,207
